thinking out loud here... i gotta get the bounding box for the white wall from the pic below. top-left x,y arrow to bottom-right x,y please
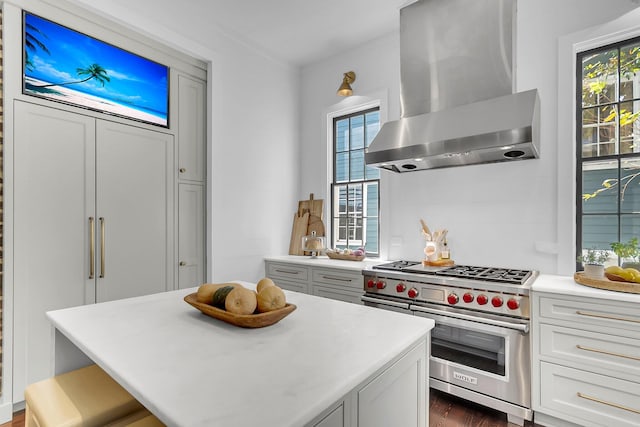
66,0 -> 301,282
300,0 -> 638,274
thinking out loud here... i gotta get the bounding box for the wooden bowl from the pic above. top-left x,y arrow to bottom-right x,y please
184,293 -> 296,328
325,251 -> 365,261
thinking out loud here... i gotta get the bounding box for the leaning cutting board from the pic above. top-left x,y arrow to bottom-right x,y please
288,211 -> 309,255
299,193 -> 325,237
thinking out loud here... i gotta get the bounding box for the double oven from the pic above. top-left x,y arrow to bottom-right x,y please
362,262 -> 537,426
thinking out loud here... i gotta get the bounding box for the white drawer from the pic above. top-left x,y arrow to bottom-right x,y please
312,283 -> 363,305
273,278 -> 309,294
266,262 -> 309,281
537,295 -> 640,337
540,362 -> 640,427
539,323 -> 640,381
312,268 -> 362,290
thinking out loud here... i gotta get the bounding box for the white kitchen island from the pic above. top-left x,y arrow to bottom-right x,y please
46,283 -> 434,427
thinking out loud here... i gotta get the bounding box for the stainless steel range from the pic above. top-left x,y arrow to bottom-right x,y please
362,261 -> 538,426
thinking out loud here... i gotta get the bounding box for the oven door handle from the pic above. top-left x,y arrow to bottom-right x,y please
411,305 -> 529,334
361,295 -> 411,310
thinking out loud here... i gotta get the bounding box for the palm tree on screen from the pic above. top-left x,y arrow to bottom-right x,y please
36,63 -> 111,88
25,22 -> 50,71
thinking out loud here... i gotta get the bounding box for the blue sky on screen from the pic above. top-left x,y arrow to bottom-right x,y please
25,13 -> 168,117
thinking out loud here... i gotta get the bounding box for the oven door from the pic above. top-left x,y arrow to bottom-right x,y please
361,295 -> 412,314
411,304 -> 530,409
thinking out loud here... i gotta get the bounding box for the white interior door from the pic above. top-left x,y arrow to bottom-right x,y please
95,120 -> 174,302
13,101 -> 96,398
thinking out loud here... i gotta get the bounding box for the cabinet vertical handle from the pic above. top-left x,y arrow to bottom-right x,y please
89,217 -> 95,279
100,217 -> 105,278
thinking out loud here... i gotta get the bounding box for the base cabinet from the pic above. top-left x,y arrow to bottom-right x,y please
265,260 -> 364,305
532,291 -> 640,427
309,340 -> 427,427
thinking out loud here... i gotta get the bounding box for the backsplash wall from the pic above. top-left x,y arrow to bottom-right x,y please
299,0 -> 640,275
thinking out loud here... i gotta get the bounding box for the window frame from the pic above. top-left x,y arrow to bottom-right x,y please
576,35 -> 640,269
330,106 -> 380,255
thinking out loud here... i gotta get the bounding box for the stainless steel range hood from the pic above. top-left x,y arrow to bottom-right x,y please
365,0 -> 540,172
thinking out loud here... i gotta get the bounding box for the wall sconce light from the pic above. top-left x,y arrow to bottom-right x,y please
337,71 -> 356,96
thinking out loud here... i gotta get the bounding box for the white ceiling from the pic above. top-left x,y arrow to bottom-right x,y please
195,0 -> 411,66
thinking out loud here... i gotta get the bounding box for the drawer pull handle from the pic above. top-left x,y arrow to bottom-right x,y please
576,310 -> 640,324
577,392 -> 640,415
275,269 -> 299,275
576,344 -> 640,362
321,275 -> 351,282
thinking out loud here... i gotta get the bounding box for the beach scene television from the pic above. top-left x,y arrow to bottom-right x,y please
24,12 -> 169,127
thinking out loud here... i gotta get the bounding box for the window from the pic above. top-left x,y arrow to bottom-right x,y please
332,107 -> 380,255
577,37 -> 640,266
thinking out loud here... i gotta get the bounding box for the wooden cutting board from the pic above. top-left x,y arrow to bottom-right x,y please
288,212 -> 309,255
574,272 -> 640,294
298,193 -> 323,218
299,193 -> 325,237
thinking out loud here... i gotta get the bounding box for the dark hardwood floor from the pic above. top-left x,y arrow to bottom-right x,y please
2,390 -> 540,427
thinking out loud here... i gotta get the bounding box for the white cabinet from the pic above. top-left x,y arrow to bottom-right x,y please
357,341 -> 426,427
532,290 -> 640,427
307,340 -> 427,427
95,120 -> 174,302
311,268 -> 364,305
176,73 -> 206,289
178,183 -> 205,289
265,260 -> 364,304
13,101 -> 174,399
177,74 -> 205,183
266,262 -> 311,293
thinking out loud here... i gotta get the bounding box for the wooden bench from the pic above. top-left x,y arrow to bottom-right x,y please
25,364 -> 163,427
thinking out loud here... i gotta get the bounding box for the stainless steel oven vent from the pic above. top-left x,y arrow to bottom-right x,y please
365,0 -> 540,172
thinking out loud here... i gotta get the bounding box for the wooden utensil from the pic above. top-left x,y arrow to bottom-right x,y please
420,219 -> 431,239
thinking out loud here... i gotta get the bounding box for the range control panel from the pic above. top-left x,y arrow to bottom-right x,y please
363,275 -> 530,319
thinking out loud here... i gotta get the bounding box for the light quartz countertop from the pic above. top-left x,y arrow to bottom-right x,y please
47,283 -> 433,427
265,255 -> 387,272
533,274 -> 640,303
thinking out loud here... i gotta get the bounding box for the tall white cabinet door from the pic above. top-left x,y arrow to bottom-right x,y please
178,183 -> 205,289
13,101 -> 96,398
95,121 -> 174,302
177,74 -> 205,182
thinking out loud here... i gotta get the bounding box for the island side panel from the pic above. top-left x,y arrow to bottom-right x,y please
51,328 -> 93,376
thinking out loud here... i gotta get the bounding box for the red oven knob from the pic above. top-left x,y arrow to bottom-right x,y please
447,293 -> 459,305
407,288 -> 418,298
491,296 -> 503,307
376,280 -> 386,289
507,298 -> 520,310
396,283 -> 407,293
367,279 -> 376,288
462,292 -> 474,303
476,294 -> 488,305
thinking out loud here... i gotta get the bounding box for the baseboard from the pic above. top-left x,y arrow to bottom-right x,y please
0,400 -> 15,423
